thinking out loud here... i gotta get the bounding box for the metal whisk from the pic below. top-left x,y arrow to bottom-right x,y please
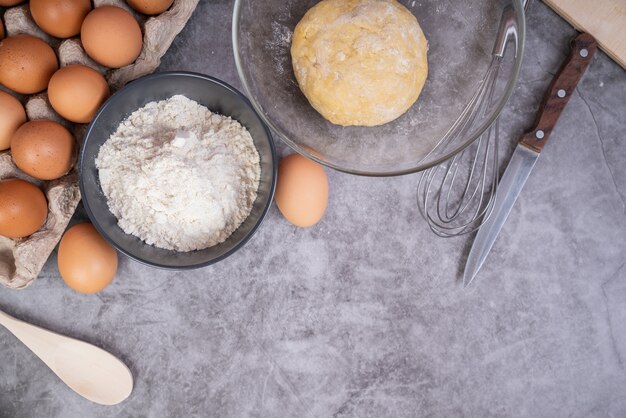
417,2 -> 527,237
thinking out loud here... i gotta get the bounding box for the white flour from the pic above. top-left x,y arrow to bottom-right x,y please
95,95 -> 261,252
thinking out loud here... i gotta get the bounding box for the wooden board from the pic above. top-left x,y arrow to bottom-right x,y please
543,0 -> 626,69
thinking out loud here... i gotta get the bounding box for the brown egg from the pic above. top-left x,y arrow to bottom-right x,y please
275,154 -> 329,227
30,0 -> 92,39
0,90 -> 26,151
0,0 -> 26,6
0,178 -> 48,239
48,64 -> 109,124
11,120 -> 75,180
0,18 -> 5,40
58,223 -> 118,294
126,0 -> 174,15
81,6 -> 143,68
0,35 -> 58,94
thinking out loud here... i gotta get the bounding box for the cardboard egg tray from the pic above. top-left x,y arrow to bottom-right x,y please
0,0 -> 199,289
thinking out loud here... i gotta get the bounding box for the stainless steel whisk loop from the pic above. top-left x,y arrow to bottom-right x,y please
417,1 -> 528,237
417,58 -> 502,237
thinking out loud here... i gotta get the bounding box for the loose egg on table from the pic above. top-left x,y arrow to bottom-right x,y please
81,6 -> 143,68
275,154 -> 329,227
10,120 -> 75,180
58,223 -> 118,294
30,0 -> 92,39
0,178 -> 48,239
0,35 -> 58,94
0,90 -> 26,151
126,0 -> 174,15
48,64 -> 109,124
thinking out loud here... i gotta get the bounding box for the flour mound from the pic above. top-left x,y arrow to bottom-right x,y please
96,95 -> 261,252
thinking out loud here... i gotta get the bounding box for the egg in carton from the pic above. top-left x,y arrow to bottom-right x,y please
0,0 -> 199,289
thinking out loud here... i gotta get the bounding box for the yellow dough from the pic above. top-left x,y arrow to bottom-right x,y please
291,0 -> 428,127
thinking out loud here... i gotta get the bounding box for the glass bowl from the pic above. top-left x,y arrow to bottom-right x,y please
233,0 -> 525,176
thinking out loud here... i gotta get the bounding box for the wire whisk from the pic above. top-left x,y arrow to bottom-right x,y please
418,58 -> 501,237
417,2 -> 527,237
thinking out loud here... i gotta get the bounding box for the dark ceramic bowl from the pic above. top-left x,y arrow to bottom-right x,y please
79,72 -> 277,270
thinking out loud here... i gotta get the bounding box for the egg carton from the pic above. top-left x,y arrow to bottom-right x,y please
0,0 -> 199,289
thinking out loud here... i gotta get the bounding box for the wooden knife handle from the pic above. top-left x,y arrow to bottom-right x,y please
520,33 -> 597,152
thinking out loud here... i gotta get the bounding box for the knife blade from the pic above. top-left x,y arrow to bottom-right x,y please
463,33 -> 598,287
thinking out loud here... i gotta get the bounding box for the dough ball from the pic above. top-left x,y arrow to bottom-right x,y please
291,0 -> 428,127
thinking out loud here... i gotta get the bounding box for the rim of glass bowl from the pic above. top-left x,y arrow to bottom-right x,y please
232,0 -> 526,177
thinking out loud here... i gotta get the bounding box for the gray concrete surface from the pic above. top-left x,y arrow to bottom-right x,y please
1,1 -> 625,417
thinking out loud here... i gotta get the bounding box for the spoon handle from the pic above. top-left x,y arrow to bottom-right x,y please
0,309 -> 133,406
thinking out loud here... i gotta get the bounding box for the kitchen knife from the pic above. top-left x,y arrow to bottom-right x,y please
463,33 -> 598,287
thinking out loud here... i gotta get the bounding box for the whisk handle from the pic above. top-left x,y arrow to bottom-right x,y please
521,33 -> 597,153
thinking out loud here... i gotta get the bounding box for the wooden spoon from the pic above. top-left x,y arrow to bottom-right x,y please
0,308 -> 133,405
